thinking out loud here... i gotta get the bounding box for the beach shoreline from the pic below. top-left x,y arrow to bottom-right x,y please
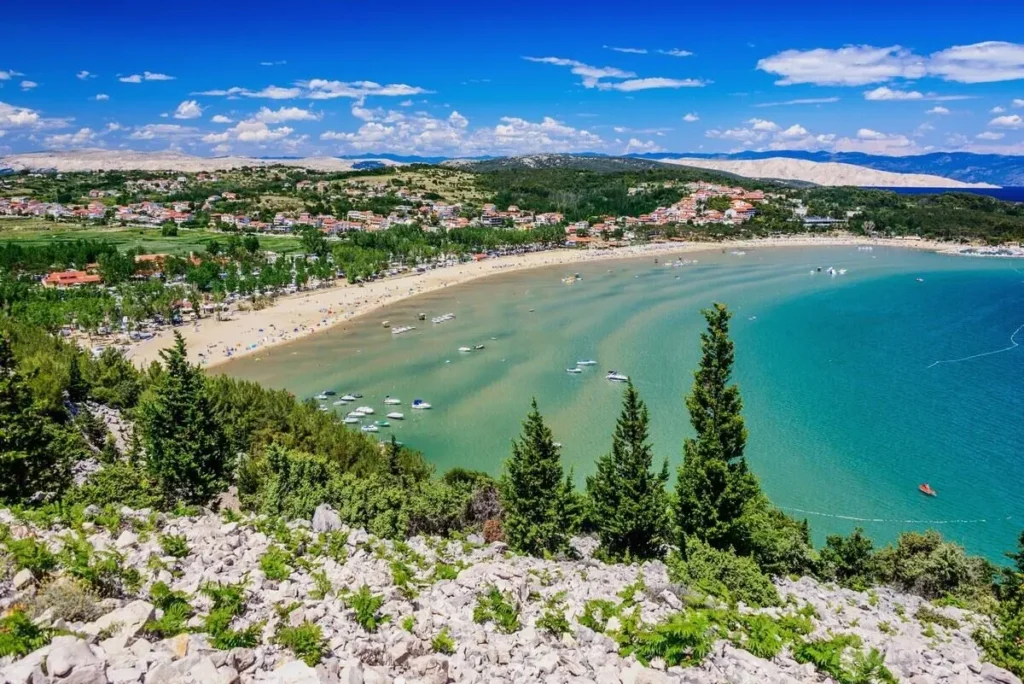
121,234 -> 972,370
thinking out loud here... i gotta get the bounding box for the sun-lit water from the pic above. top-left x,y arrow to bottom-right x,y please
223,247 -> 1024,561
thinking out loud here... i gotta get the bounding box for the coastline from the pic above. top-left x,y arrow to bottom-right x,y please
121,234 -> 967,370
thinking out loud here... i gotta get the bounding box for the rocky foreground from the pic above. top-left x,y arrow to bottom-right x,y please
1,506 -> 1020,684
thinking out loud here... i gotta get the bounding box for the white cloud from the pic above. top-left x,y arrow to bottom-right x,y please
524,56 -> 705,90
754,97 -> 840,107
448,111 -> 468,128
857,128 -> 888,140
211,114 -> 232,123
759,41 -> 1024,87
989,114 -> 1023,128
0,101 -> 40,128
231,120 -> 294,142
1014,98 -> 1024,107
193,85 -> 302,99
173,100 -> 203,119
926,106 -> 950,115
658,49 -> 693,57
399,100 -> 413,107
777,124 -> 809,139
913,122 -> 935,137
119,71 -> 175,84
991,106 -> 1006,113
76,70 -> 94,80
93,93 -> 109,101
201,131 -> 230,144
44,127 -> 97,148
747,118 -> 779,132
976,131 -> 1004,140
303,79 -> 431,100
0,70 -> 22,81
928,42 -> 1024,83
624,138 -> 664,153
20,81 -> 37,91
128,124 -> 201,140
260,60 -> 287,66
833,130 -> 917,154
106,122 -> 122,132
757,45 -> 926,86
863,87 -> 924,101
604,46 -> 647,54
682,113 -> 699,122
252,106 -> 319,123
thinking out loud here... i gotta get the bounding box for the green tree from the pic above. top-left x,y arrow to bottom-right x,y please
66,354 -> 88,403
137,333 -> 232,505
0,335 -> 70,502
674,303 -> 761,557
586,380 -> 670,561
820,528 -> 877,590
500,399 -> 573,556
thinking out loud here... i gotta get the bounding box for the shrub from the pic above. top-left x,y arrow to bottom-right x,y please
578,599 -> 619,633
431,562 -> 461,582
59,535 -> 141,598
276,621 -> 327,666
159,534 -> 190,559
144,581 -> 194,638
536,593 -> 571,637
260,546 -> 292,581
915,605 -> 959,630
310,570 -> 332,600
431,626 -> 456,654
401,616 -> 415,633
200,580 -> 262,649
482,519 -> 504,543
34,578 -> 103,622
5,536 -> 57,579
473,586 -> 520,633
63,461 -> 164,510
345,585 -> 389,632
875,531 -> 994,601
667,538 -> 779,607
792,634 -> 863,681
819,528 -> 876,590
0,609 -> 56,658
622,611 -> 716,667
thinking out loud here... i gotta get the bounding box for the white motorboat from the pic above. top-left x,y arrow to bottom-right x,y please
343,417 -> 360,424
356,406 -> 375,415
431,313 -> 456,324
391,326 -> 416,335
314,393 -> 328,401
361,424 -> 380,433
411,399 -> 432,410
383,397 -> 401,405
577,359 -> 597,366
318,405 -> 329,412
474,344 -> 485,350
340,394 -> 356,402
347,411 -> 366,418
387,412 -> 405,420
566,367 -> 582,374
606,371 -> 629,382
333,400 -> 346,406
458,346 -> 472,353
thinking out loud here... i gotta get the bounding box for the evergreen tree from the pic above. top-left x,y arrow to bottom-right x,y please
500,399 -> 572,556
66,354 -> 88,403
138,332 -> 232,505
586,380 -> 669,561
675,303 -> 761,557
0,334 -> 69,502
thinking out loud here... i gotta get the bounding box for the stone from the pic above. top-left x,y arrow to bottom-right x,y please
107,667 -> 144,683
62,666 -> 109,684
537,651 -> 560,675
362,667 -> 392,684
313,504 -> 343,532
594,666 -> 621,684
115,530 -> 139,549
13,567 -> 34,590
271,660 -> 321,684
408,655 -> 449,684
979,663 -> 1023,684
340,663 -> 365,684
229,647 -> 257,672
388,640 -> 411,666
146,662 -> 185,684
46,636 -> 101,677
84,600 -> 155,640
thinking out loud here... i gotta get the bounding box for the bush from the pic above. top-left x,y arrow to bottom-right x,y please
4,536 -> 57,578
144,582 -> 193,639
260,546 -> 292,581
667,538 -> 779,607
473,586 -> 520,633
536,593 -> 571,637
345,585 -> 389,632
819,528 -> 876,590
276,621 -> 327,666
578,599 -> 619,633
34,578 -> 103,622
63,461 -> 163,510
59,534 -> 140,598
200,581 -> 262,649
915,605 -> 959,630
482,519 -> 504,543
621,611 -> 716,667
431,626 -> 456,654
875,531 -> 994,601
0,609 -> 56,658
159,534 -> 190,559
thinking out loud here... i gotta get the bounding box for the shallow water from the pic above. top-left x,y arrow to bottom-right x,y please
223,247 -> 1024,561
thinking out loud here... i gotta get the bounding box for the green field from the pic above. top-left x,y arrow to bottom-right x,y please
0,218 -> 305,255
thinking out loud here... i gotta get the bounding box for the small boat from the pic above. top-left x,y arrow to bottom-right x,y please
318,406 -> 330,412
566,367 -> 582,374
361,424 -> 380,433
919,483 -> 937,497
606,371 -> 629,382
387,412 -> 405,420
431,313 -> 456,324
322,390 -> 337,397
382,320 -> 391,328
577,359 -> 597,366
376,420 -> 391,427
333,400 -> 346,406
314,393 -> 328,401
352,393 -> 363,399
356,406 -> 375,415
418,313 -> 427,320
343,417 -> 360,424
341,394 -> 356,402
916,277 -> 924,283
347,411 -> 366,418
458,346 -> 472,353
392,326 -> 416,335
474,344 -> 485,350
553,442 -> 563,448
411,399 -> 432,410
838,269 -> 847,275
383,397 -> 401,405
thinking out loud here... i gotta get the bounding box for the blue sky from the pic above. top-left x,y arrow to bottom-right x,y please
3,0 -> 1024,158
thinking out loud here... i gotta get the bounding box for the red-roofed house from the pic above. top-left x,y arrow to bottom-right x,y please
42,270 -> 103,288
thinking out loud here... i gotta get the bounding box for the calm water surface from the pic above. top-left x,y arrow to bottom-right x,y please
223,247 -> 1024,561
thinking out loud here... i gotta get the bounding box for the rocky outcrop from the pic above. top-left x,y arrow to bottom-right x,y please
0,507 -> 1019,684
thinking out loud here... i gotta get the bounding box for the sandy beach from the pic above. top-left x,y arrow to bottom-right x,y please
123,234 -> 959,370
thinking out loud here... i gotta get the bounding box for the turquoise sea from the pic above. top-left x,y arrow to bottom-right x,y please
223,247 -> 1024,562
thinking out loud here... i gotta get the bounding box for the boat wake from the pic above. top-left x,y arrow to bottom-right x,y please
779,505 -> 1001,525
926,322 -> 1024,369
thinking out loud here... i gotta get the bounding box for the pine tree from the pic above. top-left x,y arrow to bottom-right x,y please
0,335 -> 68,502
586,380 -> 669,561
500,399 -> 572,556
138,332 -> 232,505
66,354 -> 88,403
675,303 -> 762,557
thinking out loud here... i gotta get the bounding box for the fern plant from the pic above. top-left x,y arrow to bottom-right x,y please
0,610 -> 56,658
276,621 -> 327,666
623,611 -> 715,667
431,626 -> 456,654
345,585 -> 389,632
472,586 -> 521,634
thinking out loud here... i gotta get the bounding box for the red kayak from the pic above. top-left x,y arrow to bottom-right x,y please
919,483 -> 937,497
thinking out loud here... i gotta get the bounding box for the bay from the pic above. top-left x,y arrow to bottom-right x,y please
223,246 -> 1024,561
